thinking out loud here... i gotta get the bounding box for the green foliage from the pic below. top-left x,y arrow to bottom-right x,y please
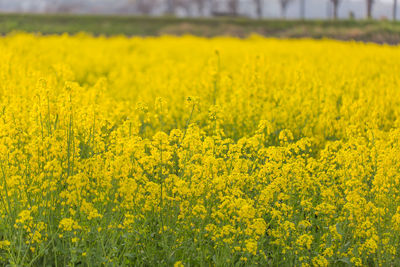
0,13 -> 400,43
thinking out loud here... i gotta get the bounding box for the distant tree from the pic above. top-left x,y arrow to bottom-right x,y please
279,0 -> 294,18
394,0 -> 398,20
193,0 -> 207,16
175,0 -> 191,15
210,0 -> 218,14
228,0 -> 240,16
136,0 -> 157,14
166,0 -> 175,14
254,0 -> 263,18
330,0 -> 340,19
127,0 -> 157,15
366,0 -> 374,18
300,0 -> 306,19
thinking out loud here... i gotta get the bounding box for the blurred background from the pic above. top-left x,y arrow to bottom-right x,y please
1,0 -> 400,44
0,0 -> 397,20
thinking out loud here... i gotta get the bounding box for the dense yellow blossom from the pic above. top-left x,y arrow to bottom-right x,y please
0,33 -> 399,265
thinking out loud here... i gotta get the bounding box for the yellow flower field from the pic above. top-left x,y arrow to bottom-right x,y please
0,33 -> 400,266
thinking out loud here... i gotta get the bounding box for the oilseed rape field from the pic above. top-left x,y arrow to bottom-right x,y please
1,33 -> 400,266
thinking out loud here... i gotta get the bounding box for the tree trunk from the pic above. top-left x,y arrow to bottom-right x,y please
195,0 -> 209,16
333,2 -> 338,19
366,0 -> 373,18
197,2 -> 204,16
300,0 -> 305,19
254,0 -> 263,19
211,0 -> 217,14
281,3 -> 287,18
137,0 -> 154,14
330,0 -> 340,19
281,7 -> 287,18
166,0 -> 175,14
394,0 -> 398,21
228,0 -> 239,16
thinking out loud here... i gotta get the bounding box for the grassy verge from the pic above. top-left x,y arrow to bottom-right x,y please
0,13 -> 400,43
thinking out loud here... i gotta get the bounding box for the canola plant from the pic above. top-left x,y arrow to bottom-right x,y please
0,33 -> 400,266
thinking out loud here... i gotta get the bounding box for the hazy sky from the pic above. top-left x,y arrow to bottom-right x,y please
0,0 -> 397,19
